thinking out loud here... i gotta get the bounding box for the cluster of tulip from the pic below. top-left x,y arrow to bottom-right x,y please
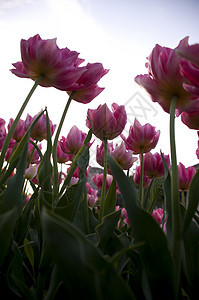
0,34 -> 199,299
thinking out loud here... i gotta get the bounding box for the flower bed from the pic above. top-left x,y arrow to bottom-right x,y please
0,34 -> 199,299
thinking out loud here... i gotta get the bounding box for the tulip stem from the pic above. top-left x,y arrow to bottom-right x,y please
0,75 -> 44,172
169,95 -> 181,294
139,147 -> 144,207
52,92 -> 74,202
98,138 -> 108,224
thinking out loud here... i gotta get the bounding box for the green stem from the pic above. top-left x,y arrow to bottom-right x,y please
139,147 -> 144,207
181,190 -> 185,207
169,95 -> 181,294
98,138 -> 108,224
0,75 -> 43,171
52,92 -> 74,202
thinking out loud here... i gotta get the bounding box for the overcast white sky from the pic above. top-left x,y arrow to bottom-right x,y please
0,0 -> 199,167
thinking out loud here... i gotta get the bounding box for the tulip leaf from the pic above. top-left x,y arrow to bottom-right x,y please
95,209 -> 121,249
103,177 -> 117,216
1,142 -> 28,212
107,154 -> 175,299
183,169 -> 199,234
7,241 -> 36,300
41,208 -> 136,299
0,208 -> 17,267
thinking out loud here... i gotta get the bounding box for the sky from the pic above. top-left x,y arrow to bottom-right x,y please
0,0 -> 199,168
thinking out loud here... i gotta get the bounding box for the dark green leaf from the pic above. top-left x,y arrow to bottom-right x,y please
96,210 -> 121,249
107,154 -> 175,299
41,208 -> 136,300
0,208 -> 17,267
183,169 -> 199,234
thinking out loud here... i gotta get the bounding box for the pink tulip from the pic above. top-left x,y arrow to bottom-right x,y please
181,100 -> 199,129
96,141 -> 137,170
178,162 -> 196,191
134,37 -> 195,115
152,208 -> 167,233
86,182 -> 98,207
177,43 -> 199,96
86,103 -> 127,140
68,63 -> 109,103
133,165 -> 151,188
27,140 -> 42,164
10,34 -> 86,91
0,118 -> 7,151
121,119 -> 160,154
57,141 -> 72,163
144,152 -> 170,178
176,44 -> 199,67
8,118 -> 26,142
92,173 -> 120,193
96,141 -> 114,167
60,125 -> 88,155
25,112 -> 56,141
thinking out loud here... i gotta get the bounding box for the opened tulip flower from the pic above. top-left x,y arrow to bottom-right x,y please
133,165 -> 151,188
86,103 -> 127,140
144,152 -> 170,178
134,37 -> 196,115
121,118 -> 160,154
67,63 -> 109,103
60,125 -> 88,155
56,142 -> 72,163
181,101 -> 199,129
25,112 -> 56,141
8,118 -> 26,142
96,141 -> 137,170
176,43 -> 199,97
178,162 -> 196,191
10,34 -> 86,91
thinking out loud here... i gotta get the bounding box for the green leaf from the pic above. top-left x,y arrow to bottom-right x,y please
41,208 -> 136,300
7,241 -> 37,299
1,142 -> 28,212
107,154 -> 175,299
0,208 -> 17,267
95,209 -> 121,249
103,178 -> 117,216
24,238 -> 35,272
183,169 -> 199,234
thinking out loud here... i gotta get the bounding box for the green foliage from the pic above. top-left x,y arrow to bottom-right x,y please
0,107 -> 198,300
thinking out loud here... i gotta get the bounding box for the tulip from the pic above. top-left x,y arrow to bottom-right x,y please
8,118 -> 26,142
86,182 -> 98,207
68,63 -> 109,104
10,34 -> 86,91
60,125 -> 87,155
86,103 -> 127,140
25,164 -> 38,180
111,142 -> 138,170
134,37 -> 195,115
121,119 -> 160,155
92,173 -> 113,191
96,141 -> 137,170
178,162 -> 196,191
57,142 -> 72,163
152,208 -> 167,233
133,165 -> 151,188
27,140 -> 42,164
0,119 -> 7,151
96,141 -> 114,168
176,44 -> 199,67
25,112 -> 56,141
144,152 -> 170,178
177,43 -> 199,96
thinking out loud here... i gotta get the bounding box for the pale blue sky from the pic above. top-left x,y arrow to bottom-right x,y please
0,0 -> 199,167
